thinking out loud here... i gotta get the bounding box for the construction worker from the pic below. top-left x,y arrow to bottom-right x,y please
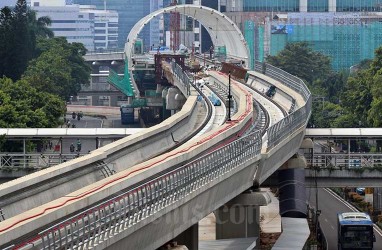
76,139 -> 82,152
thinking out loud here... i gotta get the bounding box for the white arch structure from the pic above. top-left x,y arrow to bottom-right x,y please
125,4 -> 250,68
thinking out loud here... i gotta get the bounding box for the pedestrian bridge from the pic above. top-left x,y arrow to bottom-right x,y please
0,5 -> 313,250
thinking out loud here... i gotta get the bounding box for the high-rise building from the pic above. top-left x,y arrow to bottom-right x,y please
73,0 -> 163,50
80,5 -> 119,51
31,0 -> 95,51
30,0 -> 118,52
224,0 -> 382,70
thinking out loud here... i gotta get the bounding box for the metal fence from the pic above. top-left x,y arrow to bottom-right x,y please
307,153 -> 382,169
171,62 -> 191,97
0,153 -> 80,170
27,131 -> 262,250
254,61 -> 312,149
7,61 -> 310,249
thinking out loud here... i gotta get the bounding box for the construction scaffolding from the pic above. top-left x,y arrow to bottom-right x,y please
170,0 -> 180,51
269,12 -> 382,70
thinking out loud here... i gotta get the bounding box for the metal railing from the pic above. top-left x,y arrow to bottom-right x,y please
6,61 -> 310,249
171,61 -> 191,97
0,153 -> 81,170
307,153 -> 382,169
30,131 -> 262,250
85,49 -> 125,55
254,61 -> 312,149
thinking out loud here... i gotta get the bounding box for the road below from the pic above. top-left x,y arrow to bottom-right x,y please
308,188 -> 382,250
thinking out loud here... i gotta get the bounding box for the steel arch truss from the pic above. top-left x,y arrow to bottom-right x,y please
125,4 -> 250,67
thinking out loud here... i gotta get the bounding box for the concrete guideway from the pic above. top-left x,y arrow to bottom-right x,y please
0,68 -> 256,248
0,96 -> 203,221
0,5 -> 313,246
0,65 -> 310,249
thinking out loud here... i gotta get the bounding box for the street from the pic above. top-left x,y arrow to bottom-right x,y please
308,188 -> 382,250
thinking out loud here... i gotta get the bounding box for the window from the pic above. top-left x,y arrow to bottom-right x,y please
308,0 -> 329,12
336,0 -> 382,12
243,0 -> 299,12
95,30 -> 106,34
95,36 -> 106,40
51,28 -> 76,31
95,23 -> 106,27
51,20 -> 76,23
78,15 -> 83,18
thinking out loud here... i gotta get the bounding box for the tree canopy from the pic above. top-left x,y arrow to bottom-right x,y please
266,42 -> 348,127
267,41 -> 382,128
0,0 -> 52,81
0,0 -> 91,129
340,46 -> 382,127
266,42 -> 332,84
23,38 -> 91,101
0,77 -> 66,128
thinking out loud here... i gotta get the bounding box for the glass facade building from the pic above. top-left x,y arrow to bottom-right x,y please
270,13 -> 382,70
243,0 -> 299,12
308,0 -> 329,12
336,0 -> 382,12
224,0 -> 382,70
73,0 -> 155,49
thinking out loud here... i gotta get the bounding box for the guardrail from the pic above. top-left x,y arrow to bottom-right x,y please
171,61 -> 191,97
2,61 -> 310,249
85,50 -> 125,55
254,61 -> 312,149
307,153 -> 382,169
16,131 -> 262,250
0,153 -> 80,170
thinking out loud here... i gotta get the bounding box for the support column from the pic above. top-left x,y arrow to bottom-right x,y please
172,223 -> 198,250
278,154 -> 307,218
215,190 -> 271,249
300,0 -> 308,12
328,0 -> 336,12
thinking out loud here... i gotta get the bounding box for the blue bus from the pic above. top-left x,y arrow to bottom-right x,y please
120,104 -> 134,124
337,212 -> 375,249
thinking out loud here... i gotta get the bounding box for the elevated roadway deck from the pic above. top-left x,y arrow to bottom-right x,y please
0,6 -> 312,249
0,63 -> 310,250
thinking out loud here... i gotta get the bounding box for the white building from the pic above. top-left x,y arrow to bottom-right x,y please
30,0 -> 118,52
80,6 -> 119,51
31,0 -> 94,51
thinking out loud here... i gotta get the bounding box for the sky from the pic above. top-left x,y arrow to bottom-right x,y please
0,0 -> 17,8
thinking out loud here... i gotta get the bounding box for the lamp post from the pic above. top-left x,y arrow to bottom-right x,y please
228,71 -> 232,121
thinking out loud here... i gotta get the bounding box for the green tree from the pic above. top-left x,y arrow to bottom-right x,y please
317,71 -> 348,104
0,6 -> 13,78
23,47 -> 73,100
0,0 -> 53,80
8,0 -> 33,81
339,71 -> 372,127
266,41 -> 348,127
0,77 -> 66,128
27,11 -> 54,39
24,37 -> 91,100
266,42 -> 332,84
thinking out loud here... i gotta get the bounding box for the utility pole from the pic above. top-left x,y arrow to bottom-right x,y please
228,71 -> 232,121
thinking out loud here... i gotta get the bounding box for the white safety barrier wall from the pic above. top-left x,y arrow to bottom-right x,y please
254,62 -> 312,150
